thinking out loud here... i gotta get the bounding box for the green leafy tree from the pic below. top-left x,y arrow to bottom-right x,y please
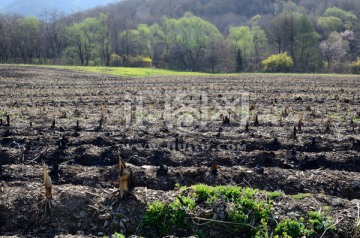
317,16 -> 343,33
131,23 -> 164,66
118,28 -> 141,66
295,14 -> 319,71
162,12 -> 223,71
251,26 -> 268,71
14,16 -> 41,63
323,7 -> 357,30
228,26 -> 254,70
66,17 -> 103,66
97,13 -> 112,66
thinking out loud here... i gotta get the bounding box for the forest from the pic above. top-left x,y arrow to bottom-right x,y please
1,0 -> 360,73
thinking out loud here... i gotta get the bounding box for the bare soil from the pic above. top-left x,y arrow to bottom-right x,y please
0,66 -> 359,237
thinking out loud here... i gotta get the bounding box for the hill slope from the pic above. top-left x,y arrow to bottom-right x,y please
0,0 -> 120,17
85,0 -> 360,32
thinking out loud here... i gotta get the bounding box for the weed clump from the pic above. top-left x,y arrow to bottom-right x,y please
142,185 -> 339,237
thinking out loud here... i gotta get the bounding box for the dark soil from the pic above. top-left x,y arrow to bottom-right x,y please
0,66 -> 359,237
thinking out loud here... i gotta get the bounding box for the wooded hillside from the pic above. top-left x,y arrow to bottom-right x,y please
1,0 -> 360,73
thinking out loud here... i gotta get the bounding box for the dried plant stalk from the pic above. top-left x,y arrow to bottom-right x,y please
298,113 -> 304,131
119,159 -> 129,198
42,161 -> 52,200
325,116 -> 332,133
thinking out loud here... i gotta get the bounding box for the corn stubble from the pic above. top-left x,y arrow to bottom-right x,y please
31,161 -> 53,223
42,161 -> 52,200
111,158 -> 135,200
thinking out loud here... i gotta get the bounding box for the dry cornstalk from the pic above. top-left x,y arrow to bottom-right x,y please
42,161 -> 52,200
298,113 -> 304,131
117,159 -> 135,199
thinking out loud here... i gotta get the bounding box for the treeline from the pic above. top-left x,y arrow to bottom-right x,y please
1,0 -> 360,73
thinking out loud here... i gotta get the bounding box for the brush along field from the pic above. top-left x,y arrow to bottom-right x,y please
0,65 -> 360,237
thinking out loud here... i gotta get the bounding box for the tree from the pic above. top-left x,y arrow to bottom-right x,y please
66,17 -> 103,66
43,10 -> 66,64
262,52 -> 294,72
228,26 -> 254,69
323,7 -> 357,30
14,16 -> 41,63
162,12 -> 223,71
319,32 -> 350,71
295,14 -> 319,71
131,23 -> 165,67
236,49 -> 244,72
251,26 -> 268,71
97,13 -> 112,66
118,28 -> 141,66
317,16 -> 343,33
66,23 -> 86,65
0,16 -> 6,62
269,13 -> 297,59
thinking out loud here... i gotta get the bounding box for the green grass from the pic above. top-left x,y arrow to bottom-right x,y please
4,64 -> 360,78
47,65 -> 210,78
291,193 -> 312,200
50,66 -> 360,78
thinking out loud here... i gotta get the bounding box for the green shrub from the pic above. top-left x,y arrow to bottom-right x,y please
261,52 -> 294,72
143,201 -> 170,234
274,218 -> 308,237
112,233 -> 125,238
141,185 -> 338,238
308,210 -> 336,235
143,196 -> 196,235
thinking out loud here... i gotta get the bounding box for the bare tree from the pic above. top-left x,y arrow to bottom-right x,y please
43,9 -> 66,64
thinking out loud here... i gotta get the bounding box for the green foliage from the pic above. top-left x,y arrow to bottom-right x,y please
296,14 -> 319,71
228,26 -> 254,58
266,190 -> 282,199
140,184 -> 341,238
317,16 -> 343,33
251,25 -> 268,68
143,201 -> 170,234
168,196 -> 196,228
323,7 -> 357,29
143,196 -> 196,235
192,184 -> 271,236
274,218 -> 309,237
160,12 -> 223,71
262,53 -> 294,72
308,210 -> 336,235
112,233 -> 125,238
291,193 -> 312,200
191,184 -> 216,200
66,14 -> 110,66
